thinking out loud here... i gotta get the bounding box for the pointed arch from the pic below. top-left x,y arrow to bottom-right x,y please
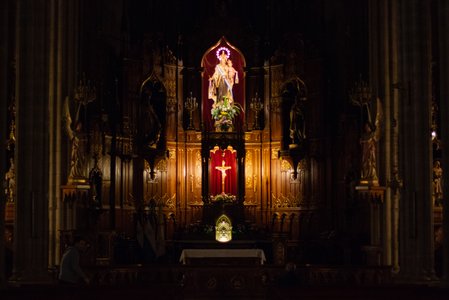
201,37 -> 246,132
138,72 -> 167,151
215,214 -> 232,242
281,77 -> 308,150
140,71 -> 167,94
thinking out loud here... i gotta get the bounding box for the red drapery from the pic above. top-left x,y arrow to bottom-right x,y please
210,146 -> 237,195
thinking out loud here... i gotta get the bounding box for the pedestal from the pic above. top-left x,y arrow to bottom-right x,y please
61,183 -> 90,231
362,245 -> 382,266
355,185 -> 385,266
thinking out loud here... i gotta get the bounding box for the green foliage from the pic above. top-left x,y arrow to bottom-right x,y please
211,96 -> 241,131
210,193 -> 236,204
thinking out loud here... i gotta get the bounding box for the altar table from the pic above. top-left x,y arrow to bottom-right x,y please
179,249 -> 266,265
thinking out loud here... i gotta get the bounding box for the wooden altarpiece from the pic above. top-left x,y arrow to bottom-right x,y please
199,37 -> 247,226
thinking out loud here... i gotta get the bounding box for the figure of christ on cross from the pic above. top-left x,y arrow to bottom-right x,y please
210,145 -> 237,195
215,160 -> 231,194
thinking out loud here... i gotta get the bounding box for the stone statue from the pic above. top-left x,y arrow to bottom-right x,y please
360,122 -> 378,181
433,160 -> 443,206
360,98 -> 382,184
141,87 -> 162,149
64,96 -> 85,181
5,158 -> 15,202
289,98 -> 305,147
209,48 -> 235,105
227,58 -> 238,89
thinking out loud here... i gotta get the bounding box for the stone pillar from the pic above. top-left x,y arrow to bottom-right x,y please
437,0 -> 449,284
368,0 -> 402,270
389,0 -> 402,275
47,0 -> 80,268
12,0 -> 53,282
397,0 -> 434,280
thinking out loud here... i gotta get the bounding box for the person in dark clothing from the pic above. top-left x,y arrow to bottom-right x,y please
278,262 -> 298,287
58,236 -> 90,285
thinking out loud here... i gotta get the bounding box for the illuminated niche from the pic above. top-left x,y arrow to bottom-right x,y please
215,214 -> 232,243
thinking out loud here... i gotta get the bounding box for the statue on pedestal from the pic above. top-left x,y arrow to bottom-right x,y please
289,98 -> 306,148
5,158 -> 15,202
209,47 -> 241,132
360,98 -> 382,185
433,160 -> 443,206
64,96 -> 86,183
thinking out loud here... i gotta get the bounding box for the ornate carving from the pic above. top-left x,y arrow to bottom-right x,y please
6,110 -> 15,151
164,47 -> 178,65
245,151 -> 253,188
246,176 -> 253,189
253,175 -> 257,193
206,276 -> 218,290
230,275 -> 246,290
164,193 -> 176,210
272,193 -> 301,208
281,160 -> 292,172
5,97 -> 15,203
189,174 -> 195,193
168,148 -> 176,160
156,159 -> 167,172
195,150 -> 202,189
270,97 -> 281,112
432,160 -> 443,206
4,158 -> 15,202
145,161 -> 159,183
269,66 -> 284,98
167,97 -> 177,113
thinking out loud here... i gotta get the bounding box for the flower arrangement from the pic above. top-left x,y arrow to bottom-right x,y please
210,193 -> 237,204
211,96 -> 241,132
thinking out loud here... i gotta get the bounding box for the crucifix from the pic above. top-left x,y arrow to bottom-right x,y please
215,160 -> 231,193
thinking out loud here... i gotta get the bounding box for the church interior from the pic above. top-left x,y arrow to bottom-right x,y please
1,0 -> 449,299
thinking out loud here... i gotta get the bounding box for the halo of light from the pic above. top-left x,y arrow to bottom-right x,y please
216,47 -> 230,60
